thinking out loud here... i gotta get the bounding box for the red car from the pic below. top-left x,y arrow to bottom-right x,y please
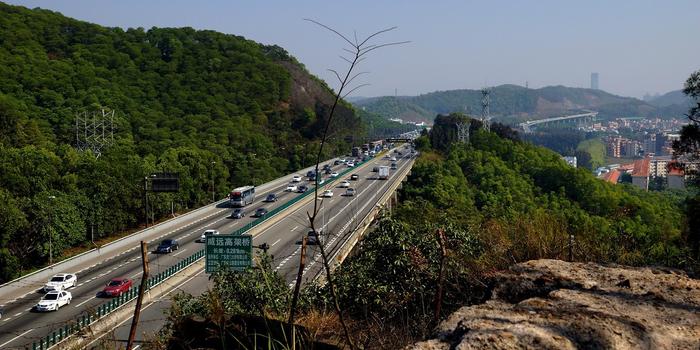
102,278 -> 132,297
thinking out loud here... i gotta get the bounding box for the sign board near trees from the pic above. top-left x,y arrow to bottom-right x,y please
151,173 -> 180,192
205,234 -> 252,273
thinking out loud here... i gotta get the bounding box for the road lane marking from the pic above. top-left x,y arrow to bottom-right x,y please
13,312 -> 21,316
0,329 -> 33,348
172,249 -> 187,257
130,272 -> 142,279
271,239 -> 281,247
74,297 -> 95,308
291,226 -> 298,232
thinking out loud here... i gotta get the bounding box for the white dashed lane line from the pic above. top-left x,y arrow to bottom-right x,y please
0,329 -> 33,348
74,297 -> 95,308
271,239 -> 281,247
172,249 -> 187,257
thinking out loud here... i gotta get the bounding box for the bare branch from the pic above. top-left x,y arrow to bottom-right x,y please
359,41 -> 412,58
359,26 -> 398,47
339,55 -> 354,65
342,84 -> 371,99
304,18 -> 355,48
327,69 -> 343,85
346,71 -> 370,87
342,48 -> 356,56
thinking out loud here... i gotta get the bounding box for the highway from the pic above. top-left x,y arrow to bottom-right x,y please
91,149 -> 415,349
0,148 -> 414,349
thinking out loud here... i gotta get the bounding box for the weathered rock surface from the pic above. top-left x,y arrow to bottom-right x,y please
410,259 -> 700,350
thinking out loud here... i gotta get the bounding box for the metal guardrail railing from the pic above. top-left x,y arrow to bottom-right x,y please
34,157 -> 375,349
32,250 -> 206,350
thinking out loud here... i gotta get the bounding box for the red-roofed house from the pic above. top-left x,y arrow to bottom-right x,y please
667,162 -> 685,190
602,169 -> 621,184
631,158 -> 650,190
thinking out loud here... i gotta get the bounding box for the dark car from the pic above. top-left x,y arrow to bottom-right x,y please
323,164 -> 332,170
307,228 -> 322,245
265,193 -> 278,202
324,168 -> 332,174
391,162 -> 397,169
102,278 -> 132,297
306,170 -> 315,177
230,208 -> 245,219
350,174 -> 359,180
334,160 -> 341,165
156,239 -> 179,253
254,208 -> 268,217
297,185 -> 309,193
372,166 -> 379,172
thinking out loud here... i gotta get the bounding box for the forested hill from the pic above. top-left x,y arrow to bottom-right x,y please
354,84 -> 686,124
0,2 -> 380,282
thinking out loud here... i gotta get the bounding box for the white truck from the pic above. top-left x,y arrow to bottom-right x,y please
378,165 -> 390,180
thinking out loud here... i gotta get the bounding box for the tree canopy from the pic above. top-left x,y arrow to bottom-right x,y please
0,3 -> 399,282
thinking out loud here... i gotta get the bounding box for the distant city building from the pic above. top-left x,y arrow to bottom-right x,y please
591,72 -> 599,90
655,133 -> 666,156
621,139 -> 641,157
643,135 -> 656,156
562,156 -> 577,168
606,137 -> 622,157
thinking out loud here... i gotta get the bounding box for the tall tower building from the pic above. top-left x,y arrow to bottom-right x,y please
591,72 -> 599,90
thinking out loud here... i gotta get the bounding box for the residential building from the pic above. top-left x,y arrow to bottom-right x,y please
631,157 -> 650,190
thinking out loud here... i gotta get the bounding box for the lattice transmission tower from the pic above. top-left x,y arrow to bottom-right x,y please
481,88 -> 491,132
456,121 -> 471,144
75,108 -> 115,157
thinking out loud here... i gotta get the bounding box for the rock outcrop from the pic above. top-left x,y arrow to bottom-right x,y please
411,259 -> 700,350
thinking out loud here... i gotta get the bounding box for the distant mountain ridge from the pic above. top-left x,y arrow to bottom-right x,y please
354,85 -> 688,124
646,89 -> 693,108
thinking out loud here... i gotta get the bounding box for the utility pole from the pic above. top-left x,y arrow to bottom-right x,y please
48,195 -> 56,265
127,241 -> 150,350
144,176 -> 149,228
211,161 -> 216,202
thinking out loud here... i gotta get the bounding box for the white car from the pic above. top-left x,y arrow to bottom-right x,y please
35,291 -> 72,312
390,156 -> 397,161
44,273 -> 77,292
291,175 -> 302,182
346,161 -> 355,167
286,184 -> 298,192
338,180 -> 350,188
198,229 -> 219,243
322,190 -> 334,198
330,172 -> 339,178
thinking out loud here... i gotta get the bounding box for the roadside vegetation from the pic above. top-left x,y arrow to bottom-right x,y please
158,113 -> 697,349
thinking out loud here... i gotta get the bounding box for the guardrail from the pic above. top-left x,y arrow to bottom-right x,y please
314,155 -> 415,285
33,249 -> 206,350
34,157 -> 374,349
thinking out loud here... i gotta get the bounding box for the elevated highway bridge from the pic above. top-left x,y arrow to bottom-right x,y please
520,111 -> 598,133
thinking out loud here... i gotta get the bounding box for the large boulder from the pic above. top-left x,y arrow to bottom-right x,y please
410,259 -> 700,350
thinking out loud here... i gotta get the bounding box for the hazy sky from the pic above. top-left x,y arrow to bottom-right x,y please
7,0 -> 700,99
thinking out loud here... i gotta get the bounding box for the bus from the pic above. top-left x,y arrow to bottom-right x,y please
229,186 -> 255,207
